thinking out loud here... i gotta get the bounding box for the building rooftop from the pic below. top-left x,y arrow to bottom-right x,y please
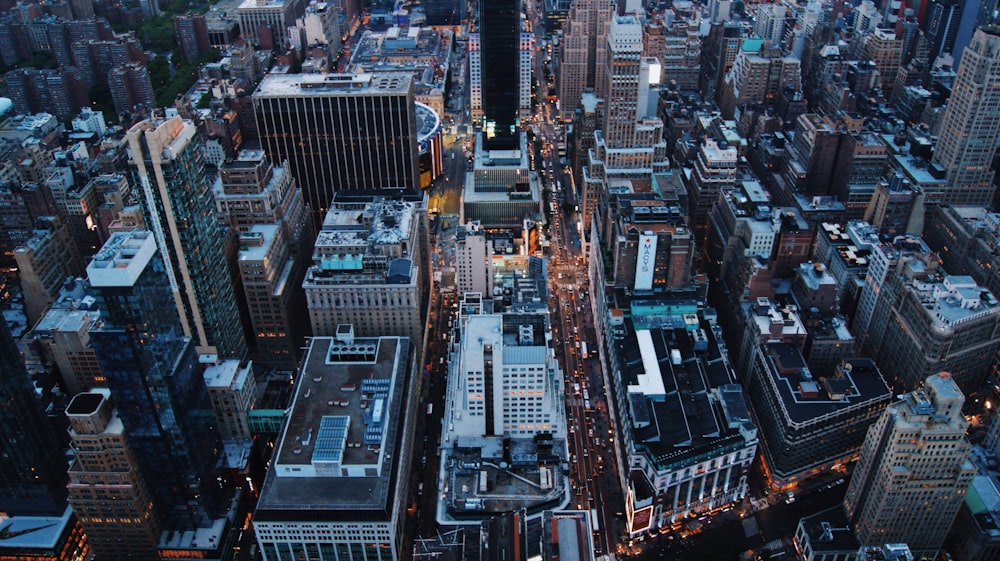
798,507 -> 860,555
253,72 -> 413,97
541,511 -> 595,561
907,274 -> 1000,329
762,345 -> 892,425
86,230 -> 158,288
615,313 -> 756,471
0,507 -> 73,550
202,359 -> 250,391
256,335 -> 411,516
238,224 -> 279,263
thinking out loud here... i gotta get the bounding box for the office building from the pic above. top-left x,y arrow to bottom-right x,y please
213,150 -> 310,247
746,346 -> 891,489
719,40 -> 801,119
126,117 -> 247,359
923,205 -> 1000,301
605,198 -> 693,291
736,298 -> 807,384
253,332 -> 416,561
253,73 -> 420,218
31,306 -> 103,396
930,27 -> 1000,206
844,373 -> 975,557
445,311 -> 566,440
14,215 -> 84,326
753,3 -> 787,49
872,273 -> 1000,397
436,304 -> 568,520
557,0 -> 612,122
303,197 -> 428,344
470,0 -> 525,150
66,389 -> 161,560
462,133 -> 542,228
203,359 -> 256,441
238,225 -> 306,367
0,507 -> 89,561
236,0 -> 305,47
87,230 -> 224,530
688,138 -> 738,240
0,318 -> 67,516
456,222 -> 490,295
644,16 -> 702,92
862,29 -> 904,93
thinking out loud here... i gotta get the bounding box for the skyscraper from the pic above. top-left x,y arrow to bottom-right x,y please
66,389 -> 162,560
0,318 -> 67,516
556,0 -> 612,122
126,117 -> 247,359
472,0 -> 524,150
253,72 -> 420,217
87,230 -> 224,531
930,26 -> 1000,206
844,373 -> 975,557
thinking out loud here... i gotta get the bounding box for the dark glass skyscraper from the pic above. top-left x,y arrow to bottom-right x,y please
252,72 -> 420,219
126,117 -> 248,360
87,230 -> 223,531
479,0 -> 521,150
0,319 -> 67,516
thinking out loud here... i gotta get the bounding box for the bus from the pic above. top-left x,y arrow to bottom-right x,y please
590,508 -> 600,533
581,342 -> 588,360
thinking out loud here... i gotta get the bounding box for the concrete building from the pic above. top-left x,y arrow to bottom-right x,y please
616,314 -> 758,536
746,346 -> 891,489
437,305 -> 567,520
303,197 -> 428,344
203,359 -> 256,441
862,29 -> 904,93
923,205 -> 1000,301
66,389 -> 160,560
14,215 -> 84,326
844,373 -> 975,558
126,117 -> 247,359
238,225 -> 307,367
719,40 -> 801,119
556,0 -> 612,122
213,149 -> 311,252
605,197 -> 693,291
253,73 -> 420,219
461,133 -> 542,228
930,27 -> 1000,206
872,273 -> 1000,398
253,332 -> 417,561
108,62 -> 156,118
0,507 -> 90,561
236,0 -> 305,47
456,222 -> 489,296
30,306 -> 103,396
687,138 -> 738,241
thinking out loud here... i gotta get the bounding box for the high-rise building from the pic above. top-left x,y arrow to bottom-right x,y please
238,225 -> 306,368
15,215 -> 84,326
66,389 -> 161,560
236,0 -> 305,47
86,230 -> 225,531
471,0 -> 525,150
0,318 -> 67,516
719,40 -> 801,119
126,117 -> 247,359
174,12 -> 210,63
202,359 -> 256,441
456,222 -> 490,295
303,197 -> 429,344
746,346 -> 891,489
923,205 -> 1000,301
253,73 -> 421,218
872,273 -> 1000,397
557,0 -> 612,122
687,138 -> 738,240
108,62 -> 157,117
753,3 -> 788,49
844,372 -> 975,557
930,26 -> 1000,206
253,332 -> 416,561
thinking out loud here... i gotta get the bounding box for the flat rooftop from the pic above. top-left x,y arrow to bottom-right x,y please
253,72 -> 412,98
762,344 -> 892,425
256,335 -> 411,516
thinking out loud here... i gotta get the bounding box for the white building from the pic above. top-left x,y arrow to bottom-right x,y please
445,311 -> 565,439
202,359 -> 256,441
254,330 -> 417,561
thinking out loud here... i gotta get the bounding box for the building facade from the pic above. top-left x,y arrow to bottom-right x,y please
844,372 -> 975,557
126,117 -> 247,359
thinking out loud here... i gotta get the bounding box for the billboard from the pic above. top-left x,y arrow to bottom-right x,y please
634,235 -> 657,291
